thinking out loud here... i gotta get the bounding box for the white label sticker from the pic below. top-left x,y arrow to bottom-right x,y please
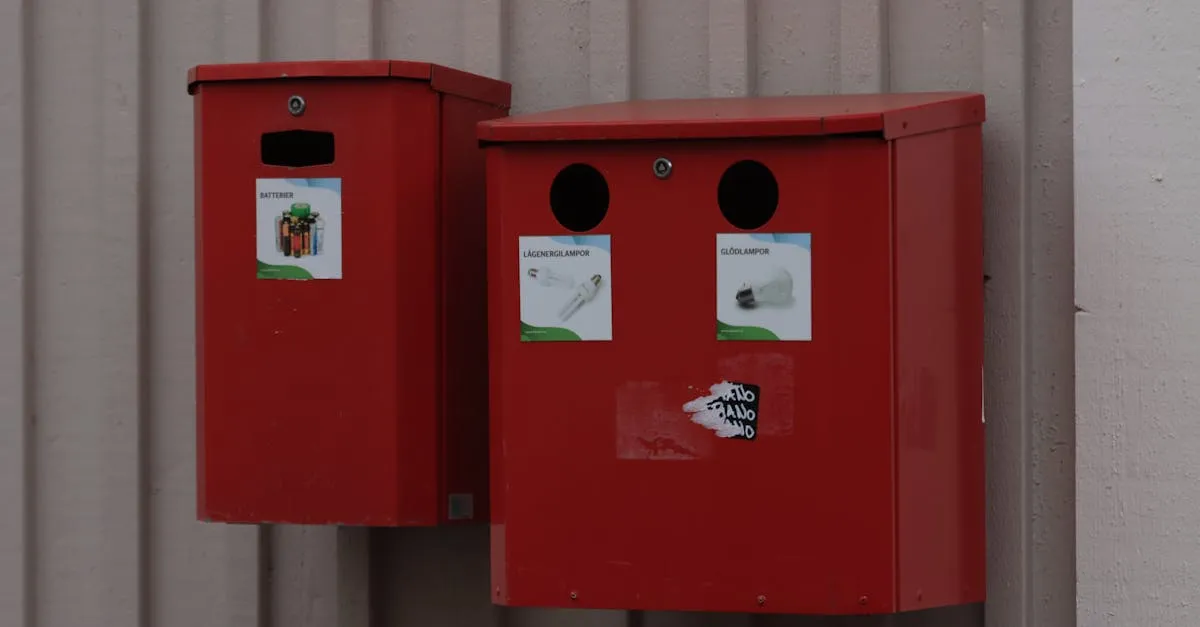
256,178 -> 342,280
716,233 -> 812,341
519,235 -> 612,341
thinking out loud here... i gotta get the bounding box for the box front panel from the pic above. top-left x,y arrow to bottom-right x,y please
195,79 -> 440,525
489,138 -> 896,614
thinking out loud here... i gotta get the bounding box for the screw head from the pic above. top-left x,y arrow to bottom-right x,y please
569,591 -> 578,600
756,595 -> 766,606
858,595 -> 869,606
287,95 -> 306,116
653,157 -> 673,179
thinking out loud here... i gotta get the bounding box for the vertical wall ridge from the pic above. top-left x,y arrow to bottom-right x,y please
0,0 -> 33,625
587,0 -> 633,102
259,526 -> 273,627
877,0 -> 891,91
334,0 -> 375,59
135,0 -> 153,620
746,0 -> 758,96
980,0 -> 1037,624
755,0 -> 839,96
21,1 -> 36,624
369,0 -> 382,59
707,0 -> 755,97
1020,0 -> 1035,621
22,0 -> 34,616
1020,2 -> 1036,619
838,0 -> 890,93
20,3 -> 37,627
1027,0 -> 1075,624
257,0 -> 269,62
258,0 -> 273,60
102,0 -> 148,623
464,0 -> 506,80
30,0 -> 146,622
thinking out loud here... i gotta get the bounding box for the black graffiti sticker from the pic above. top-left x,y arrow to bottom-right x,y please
682,381 -> 760,440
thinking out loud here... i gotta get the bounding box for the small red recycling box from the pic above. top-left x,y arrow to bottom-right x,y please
478,93 -> 986,615
189,60 -> 510,526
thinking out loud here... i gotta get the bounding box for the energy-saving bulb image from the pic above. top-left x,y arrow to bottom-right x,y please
735,266 -> 794,308
558,274 -> 603,321
527,266 -> 575,288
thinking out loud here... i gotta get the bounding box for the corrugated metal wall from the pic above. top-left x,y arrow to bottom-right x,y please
0,1 -> 1075,626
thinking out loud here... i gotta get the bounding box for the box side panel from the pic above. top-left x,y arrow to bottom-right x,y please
438,93 -> 509,524
489,138 -> 897,615
195,79 -> 440,525
193,89 -> 208,519
893,126 -> 986,609
389,86 -> 444,525
485,147 -> 510,598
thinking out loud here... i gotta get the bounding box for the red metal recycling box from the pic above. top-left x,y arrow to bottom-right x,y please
479,93 -> 986,615
190,61 -> 510,526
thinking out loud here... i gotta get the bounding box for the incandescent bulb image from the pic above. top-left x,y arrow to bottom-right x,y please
735,266 -> 794,308
558,274 -> 603,321
527,266 -> 576,288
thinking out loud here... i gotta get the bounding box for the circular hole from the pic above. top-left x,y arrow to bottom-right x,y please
549,163 -> 609,232
717,160 -> 779,230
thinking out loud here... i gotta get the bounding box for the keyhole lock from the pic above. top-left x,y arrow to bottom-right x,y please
287,95 -> 306,116
653,157 -> 673,179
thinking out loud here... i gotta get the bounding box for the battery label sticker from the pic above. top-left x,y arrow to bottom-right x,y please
256,178 -> 342,280
683,381 -> 761,440
716,233 -> 812,341
519,235 -> 612,341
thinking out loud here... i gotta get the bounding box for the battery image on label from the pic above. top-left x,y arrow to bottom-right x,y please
311,214 -> 323,255
274,203 -> 326,260
278,214 -> 291,256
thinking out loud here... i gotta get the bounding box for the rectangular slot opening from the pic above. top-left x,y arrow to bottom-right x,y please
261,130 -> 335,167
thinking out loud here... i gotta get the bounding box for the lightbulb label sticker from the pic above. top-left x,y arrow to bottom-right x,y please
518,235 -> 612,342
256,178 -> 342,280
716,233 -> 812,341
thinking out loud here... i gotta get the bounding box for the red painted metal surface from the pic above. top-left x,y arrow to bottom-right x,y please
192,62 -> 509,526
476,92 -> 984,142
188,59 -> 511,106
482,93 -> 985,615
893,126 -> 986,610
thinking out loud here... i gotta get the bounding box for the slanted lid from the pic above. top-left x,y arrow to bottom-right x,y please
477,92 -> 984,143
187,60 -> 510,108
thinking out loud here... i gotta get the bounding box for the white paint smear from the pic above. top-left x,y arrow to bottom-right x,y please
682,381 -> 743,438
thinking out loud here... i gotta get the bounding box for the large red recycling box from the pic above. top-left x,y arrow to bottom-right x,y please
190,60 -> 510,526
478,93 -> 986,615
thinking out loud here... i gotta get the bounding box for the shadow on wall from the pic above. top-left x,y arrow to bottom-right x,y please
366,525 -> 983,627
750,604 -> 983,627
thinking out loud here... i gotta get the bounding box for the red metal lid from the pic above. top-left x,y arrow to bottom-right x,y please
187,60 -> 510,108
477,92 -> 983,142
